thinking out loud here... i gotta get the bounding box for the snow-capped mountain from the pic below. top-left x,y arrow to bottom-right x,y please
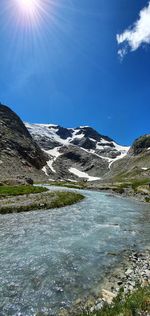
0,103 -> 148,184
25,123 -> 130,181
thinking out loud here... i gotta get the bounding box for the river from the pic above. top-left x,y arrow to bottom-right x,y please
0,187 -> 149,315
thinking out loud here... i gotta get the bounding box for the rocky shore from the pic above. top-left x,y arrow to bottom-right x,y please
87,184 -> 150,204
58,250 -> 150,316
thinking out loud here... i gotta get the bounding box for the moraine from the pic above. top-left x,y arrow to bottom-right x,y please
0,187 -> 149,316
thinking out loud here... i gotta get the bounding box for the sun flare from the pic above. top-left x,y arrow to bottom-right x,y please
17,0 -> 36,12
16,0 -> 39,16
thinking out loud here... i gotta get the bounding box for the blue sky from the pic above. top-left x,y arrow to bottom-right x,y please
0,0 -> 150,145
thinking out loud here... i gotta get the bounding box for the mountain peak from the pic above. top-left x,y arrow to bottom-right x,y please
25,121 -> 130,181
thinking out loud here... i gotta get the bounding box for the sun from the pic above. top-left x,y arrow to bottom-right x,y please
21,0 -> 35,10
16,0 -> 38,16
9,0 -> 55,31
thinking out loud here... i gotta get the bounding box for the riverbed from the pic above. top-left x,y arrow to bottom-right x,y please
0,188 -> 149,315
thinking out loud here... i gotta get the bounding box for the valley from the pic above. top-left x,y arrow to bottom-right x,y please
0,103 -> 149,316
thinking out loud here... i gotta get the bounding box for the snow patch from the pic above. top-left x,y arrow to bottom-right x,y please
67,179 -> 78,183
42,166 -> 49,176
42,147 -> 62,175
45,147 -> 62,158
42,159 -> 56,175
69,167 -> 101,181
109,151 -> 128,169
47,160 -> 56,173
81,147 -> 112,162
71,129 -> 85,140
113,142 -> 130,153
89,138 -> 96,142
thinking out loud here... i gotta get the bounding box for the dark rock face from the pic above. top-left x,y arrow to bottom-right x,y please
32,135 -> 60,150
71,137 -> 96,150
129,135 -> 150,155
75,127 -> 113,142
0,104 -> 48,180
56,126 -> 73,140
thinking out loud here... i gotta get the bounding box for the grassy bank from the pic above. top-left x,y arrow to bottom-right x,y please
36,181 -> 88,190
35,179 -> 150,203
117,178 -> 150,191
80,286 -> 150,316
88,178 -> 150,202
0,190 -> 85,214
114,178 -> 150,202
0,185 -> 48,198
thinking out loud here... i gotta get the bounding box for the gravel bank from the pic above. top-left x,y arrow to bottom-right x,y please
58,250 -> 150,316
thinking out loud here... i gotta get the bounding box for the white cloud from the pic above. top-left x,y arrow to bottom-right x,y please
117,2 -> 150,59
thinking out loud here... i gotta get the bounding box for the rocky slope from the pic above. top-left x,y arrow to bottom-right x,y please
25,123 -> 129,181
106,134 -> 150,182
0,104 -> 49,182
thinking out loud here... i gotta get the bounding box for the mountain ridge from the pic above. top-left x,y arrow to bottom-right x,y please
25,122 -> 130,181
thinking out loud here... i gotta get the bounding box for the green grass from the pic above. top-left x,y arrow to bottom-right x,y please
131,178 -> 150,191
48,191 -> 85,208
145,197 -> 150,203
0,185 -> 48,198
0,191 -> 85,214
80,286 -> 150,316
112,178 -> 150,194
40,181 -> 88,190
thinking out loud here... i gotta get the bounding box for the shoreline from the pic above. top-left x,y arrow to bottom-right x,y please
81,186 -> 149,207
82,185 -> 150,204
42,180 -> 150,204
58,248 -> 150,316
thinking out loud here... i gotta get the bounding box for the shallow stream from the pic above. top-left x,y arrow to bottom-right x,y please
0,187 -> 149,315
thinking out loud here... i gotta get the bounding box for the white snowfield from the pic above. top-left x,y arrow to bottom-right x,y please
69,168 -> 101,181
26,123 -> 69,145
26,122 -> 129,154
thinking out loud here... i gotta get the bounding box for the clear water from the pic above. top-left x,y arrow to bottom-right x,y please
0,188 -> 149,316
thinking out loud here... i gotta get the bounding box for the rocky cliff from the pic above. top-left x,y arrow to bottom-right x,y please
0,104 -> 48,182
129,134 -> 150,155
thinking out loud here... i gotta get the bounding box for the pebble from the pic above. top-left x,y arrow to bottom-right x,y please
125,268 -> 133,275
